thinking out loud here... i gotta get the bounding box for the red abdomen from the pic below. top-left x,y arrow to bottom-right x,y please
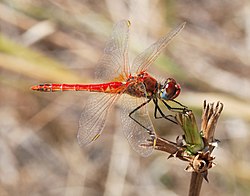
31,82 -> 125,93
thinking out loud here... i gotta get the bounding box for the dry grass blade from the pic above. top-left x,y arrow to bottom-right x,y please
0,35 -> 81,82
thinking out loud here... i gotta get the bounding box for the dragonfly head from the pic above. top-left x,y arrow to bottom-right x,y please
159,78 -> 181,100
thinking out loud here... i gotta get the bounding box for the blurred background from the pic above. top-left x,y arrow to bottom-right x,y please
0,0 -> 250,195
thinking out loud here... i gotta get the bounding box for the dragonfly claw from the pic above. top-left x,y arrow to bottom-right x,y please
140,138 -> 156,148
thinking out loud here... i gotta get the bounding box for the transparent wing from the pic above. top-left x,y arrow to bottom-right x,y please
131,22 -> 186,74
78,20 -> 129,146
120,93 -> 156,157
78,93 -> 120,146
95,20 -> 130,82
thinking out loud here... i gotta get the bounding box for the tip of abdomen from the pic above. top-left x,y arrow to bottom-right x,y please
31,85 -> 39,91
31,84 -> 52,92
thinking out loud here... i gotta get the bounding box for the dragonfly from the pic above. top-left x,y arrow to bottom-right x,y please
32,20 -> 186,157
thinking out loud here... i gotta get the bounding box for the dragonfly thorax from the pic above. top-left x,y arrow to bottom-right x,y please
124,72 -> 158,98
158,78 -> 181,100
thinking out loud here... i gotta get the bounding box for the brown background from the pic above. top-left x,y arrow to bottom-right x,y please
0,0 -> 249,195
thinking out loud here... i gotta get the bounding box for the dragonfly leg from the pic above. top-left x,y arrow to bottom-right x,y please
170,99 -> 188,108
128,99 -> 155,138
161,99 -> 190,113
153,98 -> 177,124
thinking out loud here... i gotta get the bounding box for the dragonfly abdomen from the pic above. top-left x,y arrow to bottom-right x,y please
31,82 -> 124,93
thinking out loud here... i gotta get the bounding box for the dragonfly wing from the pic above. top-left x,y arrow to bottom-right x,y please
120,93 -> 156,157
131,22 -> 186,74
96,20 -> 130,82
78,93 -> 119,146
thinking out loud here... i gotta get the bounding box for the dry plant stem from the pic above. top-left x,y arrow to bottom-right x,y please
189,172 -> 203,196
149,101 -> 223,196
150,137 -> 179,155
188,101 -> 223,196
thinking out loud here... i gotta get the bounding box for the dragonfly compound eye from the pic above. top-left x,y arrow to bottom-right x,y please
160,78 -> 181,100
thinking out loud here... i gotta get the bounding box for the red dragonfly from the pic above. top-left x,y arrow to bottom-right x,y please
32,20 -> 186,157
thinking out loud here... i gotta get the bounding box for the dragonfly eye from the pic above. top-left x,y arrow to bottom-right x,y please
160,78 -> 181,100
